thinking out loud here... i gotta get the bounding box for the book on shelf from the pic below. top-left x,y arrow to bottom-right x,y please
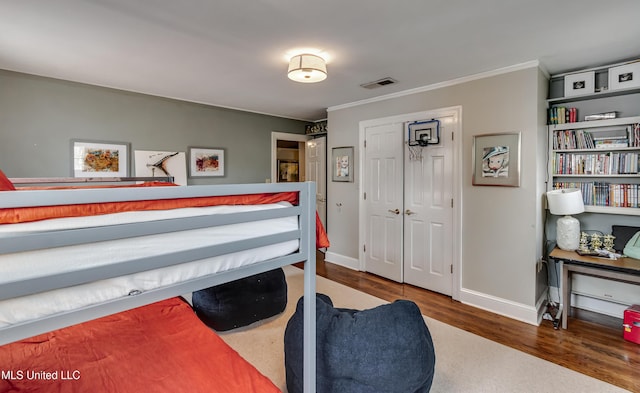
630,123 -> 640,147
553,181 -> 639,208
553,151 -> 639,175
594,138 -> 629,149
548,106 -> 578,125
552,129 -> 594,150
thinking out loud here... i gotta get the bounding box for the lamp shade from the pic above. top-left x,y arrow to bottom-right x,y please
546,188 -> 585,216
287,54 -> 327,83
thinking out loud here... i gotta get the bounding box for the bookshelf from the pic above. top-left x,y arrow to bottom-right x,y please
547,59 -> 640,216
548,117 -> 640,215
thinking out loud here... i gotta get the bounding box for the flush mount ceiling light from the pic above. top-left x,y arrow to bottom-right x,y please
287,54 -> 327,83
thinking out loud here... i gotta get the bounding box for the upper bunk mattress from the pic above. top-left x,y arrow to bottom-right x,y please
0,202 -> 299,328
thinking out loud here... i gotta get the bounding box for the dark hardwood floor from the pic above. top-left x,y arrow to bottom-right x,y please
305,252 -> 640,392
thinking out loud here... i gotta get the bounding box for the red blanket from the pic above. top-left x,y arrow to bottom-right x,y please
0,184 -> 329,248
0,297 -> 281,392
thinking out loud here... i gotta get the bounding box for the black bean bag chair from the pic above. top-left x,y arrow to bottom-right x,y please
192,268 -> 287,331
284,294 -> 436,393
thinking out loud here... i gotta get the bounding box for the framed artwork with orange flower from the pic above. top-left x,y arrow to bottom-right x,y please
71,139 -> 130,178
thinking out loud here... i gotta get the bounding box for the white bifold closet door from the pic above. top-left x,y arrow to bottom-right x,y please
363,112 -> 454,296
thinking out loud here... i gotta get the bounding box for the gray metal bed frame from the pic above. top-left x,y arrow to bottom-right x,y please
0,181 -> 316,393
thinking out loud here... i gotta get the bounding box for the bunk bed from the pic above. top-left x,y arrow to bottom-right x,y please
0,178 -> 318,392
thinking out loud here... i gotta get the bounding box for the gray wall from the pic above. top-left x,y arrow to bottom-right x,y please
326,66 -> 547,318
0,70 -> 307,183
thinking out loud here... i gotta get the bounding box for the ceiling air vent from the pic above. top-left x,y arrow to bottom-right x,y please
360,77 -> 397,89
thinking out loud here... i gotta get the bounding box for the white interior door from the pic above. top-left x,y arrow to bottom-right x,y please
360,108 -> 459,296
403,115 -> 454,296
306,136 -> 327,228
363,123 -> 404,282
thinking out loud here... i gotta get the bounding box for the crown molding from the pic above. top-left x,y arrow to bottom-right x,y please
328,60 -> 541,113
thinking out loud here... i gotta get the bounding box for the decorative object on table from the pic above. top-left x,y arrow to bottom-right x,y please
590,233 -> 602,251
71,139 -> 130,178
564,71 -> 595,97
579,232 -> 590,253
603,235 -> 616,252
135,150 -> 187,185
546,188 -> 585,251
331,146 -> 354,182
608,61 -> 640,91
189,147 -> 225,177
472,132 -> 521,187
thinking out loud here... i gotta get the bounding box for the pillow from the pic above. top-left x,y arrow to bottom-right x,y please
192,268 -> 287,331
0,169 -> 15,191
285,294 -> 436,393
612,225 -> 640,253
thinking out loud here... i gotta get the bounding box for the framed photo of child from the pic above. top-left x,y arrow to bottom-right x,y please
332,146 -> 354,182
472,132 -> 520,187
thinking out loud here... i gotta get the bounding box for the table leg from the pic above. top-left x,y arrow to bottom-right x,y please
562,263 -> 570,329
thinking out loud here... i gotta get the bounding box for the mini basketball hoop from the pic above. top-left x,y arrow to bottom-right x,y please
406,119 -> 440,161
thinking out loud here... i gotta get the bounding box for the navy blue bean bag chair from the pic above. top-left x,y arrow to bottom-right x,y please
192,268 -> 287,331
284,294 -> 436,393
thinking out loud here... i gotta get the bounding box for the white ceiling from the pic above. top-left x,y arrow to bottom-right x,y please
1,0 -> 639,122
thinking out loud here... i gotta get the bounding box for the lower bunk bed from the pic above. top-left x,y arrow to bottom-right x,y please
0,177 -> 322,392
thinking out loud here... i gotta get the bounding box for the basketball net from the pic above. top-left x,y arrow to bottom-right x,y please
406,142 -> 424,161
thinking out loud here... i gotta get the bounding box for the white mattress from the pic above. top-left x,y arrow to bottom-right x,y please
0,202 -> 299,327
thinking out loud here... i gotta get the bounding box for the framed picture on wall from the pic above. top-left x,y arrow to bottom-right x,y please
71,139 -> 130,178
472,132 -> 521,187
189,147 -> 225,177
278,160 -> 299,182
332,146 -> 354,182
135,150 -> 187,185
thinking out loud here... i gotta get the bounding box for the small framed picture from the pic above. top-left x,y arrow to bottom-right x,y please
189,147 -> 225,177
332,146 -> 354,182
472,133 -> 521,187
71,139 -> 130,178
277,160 -> 299,182
135,150 -> 187,185
564,71 -> 594,97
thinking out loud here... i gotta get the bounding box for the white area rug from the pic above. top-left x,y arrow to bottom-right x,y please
220,266 -> 629,392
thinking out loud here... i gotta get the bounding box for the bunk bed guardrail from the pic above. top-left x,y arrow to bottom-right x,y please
0,181 -> 317,393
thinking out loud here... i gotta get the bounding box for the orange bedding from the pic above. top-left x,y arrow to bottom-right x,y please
0,186 -> 330,248
0,297 -> 281,393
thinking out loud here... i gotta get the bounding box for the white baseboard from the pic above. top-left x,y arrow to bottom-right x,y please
324,251 -> 360,271
536,289 -> 550,325
459,288 -> 539,326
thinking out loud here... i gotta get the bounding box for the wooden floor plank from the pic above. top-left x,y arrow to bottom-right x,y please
303,252 -> 640,392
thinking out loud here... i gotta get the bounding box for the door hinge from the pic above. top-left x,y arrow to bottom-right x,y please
364,192 -> 367,200
451,264 -> 453,274
451,132 -> 454,141
364,140 -> 366,148
363,244 -> 366,253
451,199 -> 453,208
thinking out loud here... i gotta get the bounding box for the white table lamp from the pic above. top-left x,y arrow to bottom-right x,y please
546,188 -> 585,251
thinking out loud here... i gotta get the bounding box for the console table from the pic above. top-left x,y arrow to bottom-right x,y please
549,248 -> 640,329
